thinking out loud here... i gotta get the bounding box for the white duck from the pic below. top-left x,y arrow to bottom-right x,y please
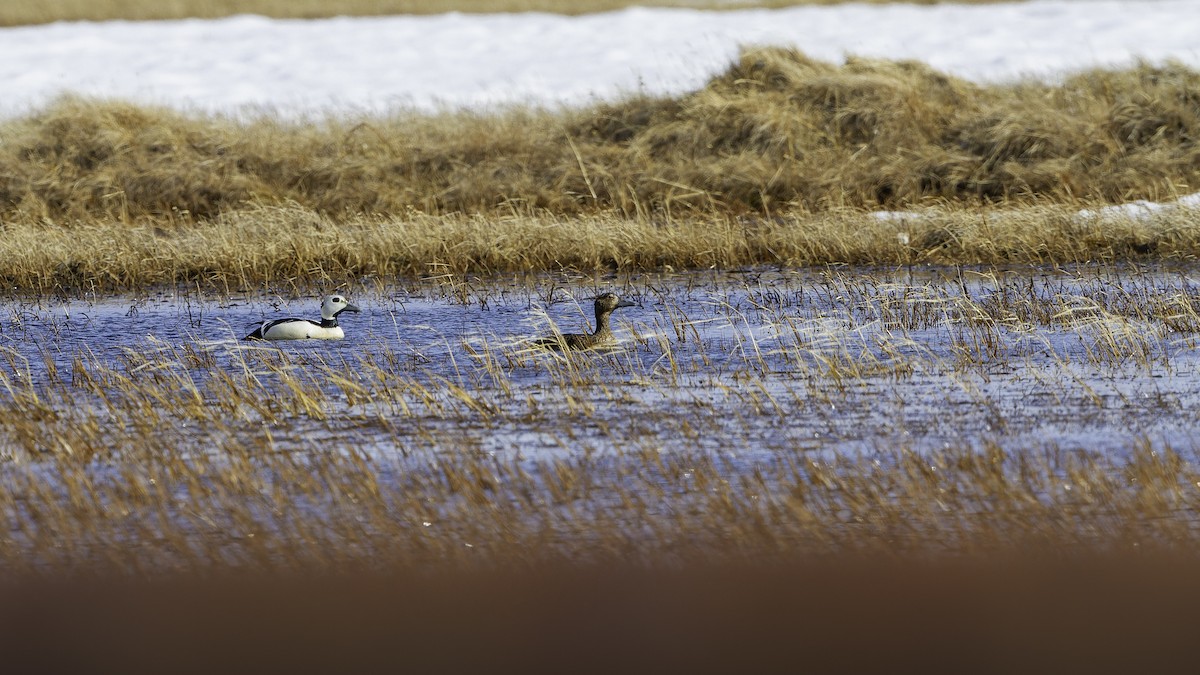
244,295 -> 361,341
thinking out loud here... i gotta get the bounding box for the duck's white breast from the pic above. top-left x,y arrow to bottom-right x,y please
261,320 -> 345,340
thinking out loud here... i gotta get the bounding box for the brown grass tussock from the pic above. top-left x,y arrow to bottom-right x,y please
3,49 -> 1200,226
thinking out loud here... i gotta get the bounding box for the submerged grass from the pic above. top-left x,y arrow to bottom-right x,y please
4,268 -> 1200,574
4,340 -> 1200,573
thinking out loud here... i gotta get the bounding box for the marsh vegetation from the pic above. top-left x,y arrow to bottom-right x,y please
3,48 -> 1200,292
4,267 -> 1200,573
4,13 -> 1200,585
10,50 -> 1200,225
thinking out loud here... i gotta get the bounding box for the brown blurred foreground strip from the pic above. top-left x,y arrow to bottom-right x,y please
1,555 -> 1196,674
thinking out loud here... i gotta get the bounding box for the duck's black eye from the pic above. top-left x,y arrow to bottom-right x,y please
333,296 -> 343,302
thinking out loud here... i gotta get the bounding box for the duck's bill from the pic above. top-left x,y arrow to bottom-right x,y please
339,303 -> 362,314
616,299 -> 636,308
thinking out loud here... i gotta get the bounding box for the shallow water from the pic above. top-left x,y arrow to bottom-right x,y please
7,265 -> 1200,570
4,264 -> 1200,466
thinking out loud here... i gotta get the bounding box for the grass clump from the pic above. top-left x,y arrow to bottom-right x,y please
4,50 -> 1200,228
3,50 -> 1200,289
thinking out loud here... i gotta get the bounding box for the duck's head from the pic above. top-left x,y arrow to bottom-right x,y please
595,292 -> 636,314
321,294 -> 361,320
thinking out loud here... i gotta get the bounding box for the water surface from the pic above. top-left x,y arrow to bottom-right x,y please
4,264 -> 1199,465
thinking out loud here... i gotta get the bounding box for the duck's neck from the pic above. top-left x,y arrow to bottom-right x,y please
592,308 -> 614,336
320,317 -> 339,328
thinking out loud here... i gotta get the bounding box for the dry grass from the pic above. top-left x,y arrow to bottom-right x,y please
1,0 -> 1005,26
4,266 -> 1200,659
0,202 -> 1196,294
4,14 -> 1196,636
4,339 -> 1200,573
4,268 -> 1200,575
6,50 -> 1200,225
3,49 -> 1200,288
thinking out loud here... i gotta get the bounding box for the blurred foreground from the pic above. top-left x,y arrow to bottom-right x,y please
2,555 -> 1196,673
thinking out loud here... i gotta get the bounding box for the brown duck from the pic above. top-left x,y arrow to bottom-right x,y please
535,292 -> 636,351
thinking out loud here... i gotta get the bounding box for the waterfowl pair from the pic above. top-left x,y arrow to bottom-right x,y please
242,291 -> 635,347
535,292 -> 636,351
244,295 -> 361,341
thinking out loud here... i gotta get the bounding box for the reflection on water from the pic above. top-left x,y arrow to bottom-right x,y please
4,264 -> 1200,465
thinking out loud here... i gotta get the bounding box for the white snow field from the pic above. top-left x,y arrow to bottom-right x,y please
2,1 -> 1199,119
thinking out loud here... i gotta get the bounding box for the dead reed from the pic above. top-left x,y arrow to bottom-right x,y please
2,50 -> 1198,288
0,202 -> 1195,294
3,268 -> 1200,575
